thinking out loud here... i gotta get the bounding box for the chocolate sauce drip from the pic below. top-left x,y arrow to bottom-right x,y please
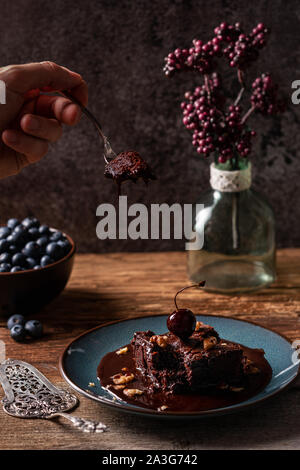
97,340 -> 272,413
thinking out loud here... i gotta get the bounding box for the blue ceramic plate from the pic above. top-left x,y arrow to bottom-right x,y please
59,315 -> 299,418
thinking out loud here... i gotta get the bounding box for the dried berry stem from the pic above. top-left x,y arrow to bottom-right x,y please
241,105 -> 256,124
234,69 -> 245,107
174,281 -> 206,311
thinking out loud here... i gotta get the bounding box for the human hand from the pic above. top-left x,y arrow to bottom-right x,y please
0,61 -> 88,177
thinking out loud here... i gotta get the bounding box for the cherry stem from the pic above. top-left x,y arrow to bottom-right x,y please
174,281 -> 206,311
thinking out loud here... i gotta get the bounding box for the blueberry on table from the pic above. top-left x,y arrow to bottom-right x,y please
10,324 -> 26,342
23,241 -> 40,258
40,255 -> 54,267
12,252 -> 26,267
7,314 -> 25,329
33,265 -> 41,270
0,239 -> 9,253
46,242 -> 63,261
25,320 -> 43,339
7,218 -> 20,230
22,217 -> 40,229
0,252 -> 11,264
0,262 -> 12,272
0,227 -> 11,239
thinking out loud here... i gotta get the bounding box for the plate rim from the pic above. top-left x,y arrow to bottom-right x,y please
59,313 -> 300,418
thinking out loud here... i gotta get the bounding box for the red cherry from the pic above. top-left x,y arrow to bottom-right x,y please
167,309 -> 196,339
167,281 -> 206,339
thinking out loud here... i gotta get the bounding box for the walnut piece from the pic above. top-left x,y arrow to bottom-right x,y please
230,386 -> 244,392
112,373 -> 135,385
158,405 -> 168,411
123,388 -> 144,397
150,335 -> 168,348
113,384 -> 126,390
203,336 -> 218,351
116,346 -> 128,355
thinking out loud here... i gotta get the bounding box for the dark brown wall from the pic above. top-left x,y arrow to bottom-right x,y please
1,0 -> 299,252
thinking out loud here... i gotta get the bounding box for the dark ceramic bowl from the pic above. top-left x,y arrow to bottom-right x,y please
0,230 -> 75,317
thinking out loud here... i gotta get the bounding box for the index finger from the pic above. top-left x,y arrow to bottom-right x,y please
0,62 -> 86,97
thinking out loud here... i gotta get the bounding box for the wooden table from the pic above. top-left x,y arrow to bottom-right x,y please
0,250 -> 300,450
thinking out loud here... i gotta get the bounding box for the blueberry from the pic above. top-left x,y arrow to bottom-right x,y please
37,236 -> 49,249
10,230 -> 27,246
26,257 -> 37,269
0,263 -> 11,272
28,227 -> 40,240
25,320 -> 43,339
39,225 -> 50,236
11,253 -> 26,267
10,266 -> 23,272
23,241 -> 40,258
45,242 -> 63,261
33,265 -> 41,270
22,217 -> 40,229
8,244 -> 18,254
40,255 -> 54,267
13,224 -> 25,234
7,314 -> 25,329
0,252 -> 11,264
10,324 -> 26,342
7,218 -> 20,230
57,239 -> 71,255
0,239 -> 9,253
50,231 -> 63,242
0,227 -> 11,239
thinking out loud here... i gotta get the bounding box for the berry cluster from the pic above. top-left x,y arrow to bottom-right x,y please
164,22 -> 268,77
0,217 -> 71,273
251,73 -> 285,115
181,78 -> 256,163
217,22 -> 268,69
163,22 -> 285,165
7,314 -> 43,342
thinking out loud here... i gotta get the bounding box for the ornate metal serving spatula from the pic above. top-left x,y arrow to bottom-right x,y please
0,359 -> 107,433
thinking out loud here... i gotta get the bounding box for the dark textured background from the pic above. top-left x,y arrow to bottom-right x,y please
0,0 -> 299,252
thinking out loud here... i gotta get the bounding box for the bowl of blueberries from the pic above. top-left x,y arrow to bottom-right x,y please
0,216 -> 75,316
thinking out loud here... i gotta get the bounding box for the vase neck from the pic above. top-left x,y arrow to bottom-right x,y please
210,163 -> 251,192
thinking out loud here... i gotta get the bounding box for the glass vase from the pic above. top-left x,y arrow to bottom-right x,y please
187,163 -> 276,294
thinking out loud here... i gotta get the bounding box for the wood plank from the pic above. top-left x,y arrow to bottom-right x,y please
0,249 -> 299,450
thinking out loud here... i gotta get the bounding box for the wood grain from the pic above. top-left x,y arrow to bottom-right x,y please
0,250 -> 299,450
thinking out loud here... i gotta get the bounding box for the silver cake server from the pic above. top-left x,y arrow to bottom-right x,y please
0,359 -> 107,433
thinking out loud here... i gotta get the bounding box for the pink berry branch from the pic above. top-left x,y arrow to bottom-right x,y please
163,22 -> 285,169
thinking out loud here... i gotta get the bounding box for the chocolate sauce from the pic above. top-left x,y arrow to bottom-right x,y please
97,341 -> 272,413
104,151 -> 156,195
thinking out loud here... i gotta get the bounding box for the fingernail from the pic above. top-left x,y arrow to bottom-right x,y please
4,131 -> 19,144
26,116 -> 40,131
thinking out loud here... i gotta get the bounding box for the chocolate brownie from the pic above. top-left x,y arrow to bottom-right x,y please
131,322 -> 245,393
104,151 -> 156,185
